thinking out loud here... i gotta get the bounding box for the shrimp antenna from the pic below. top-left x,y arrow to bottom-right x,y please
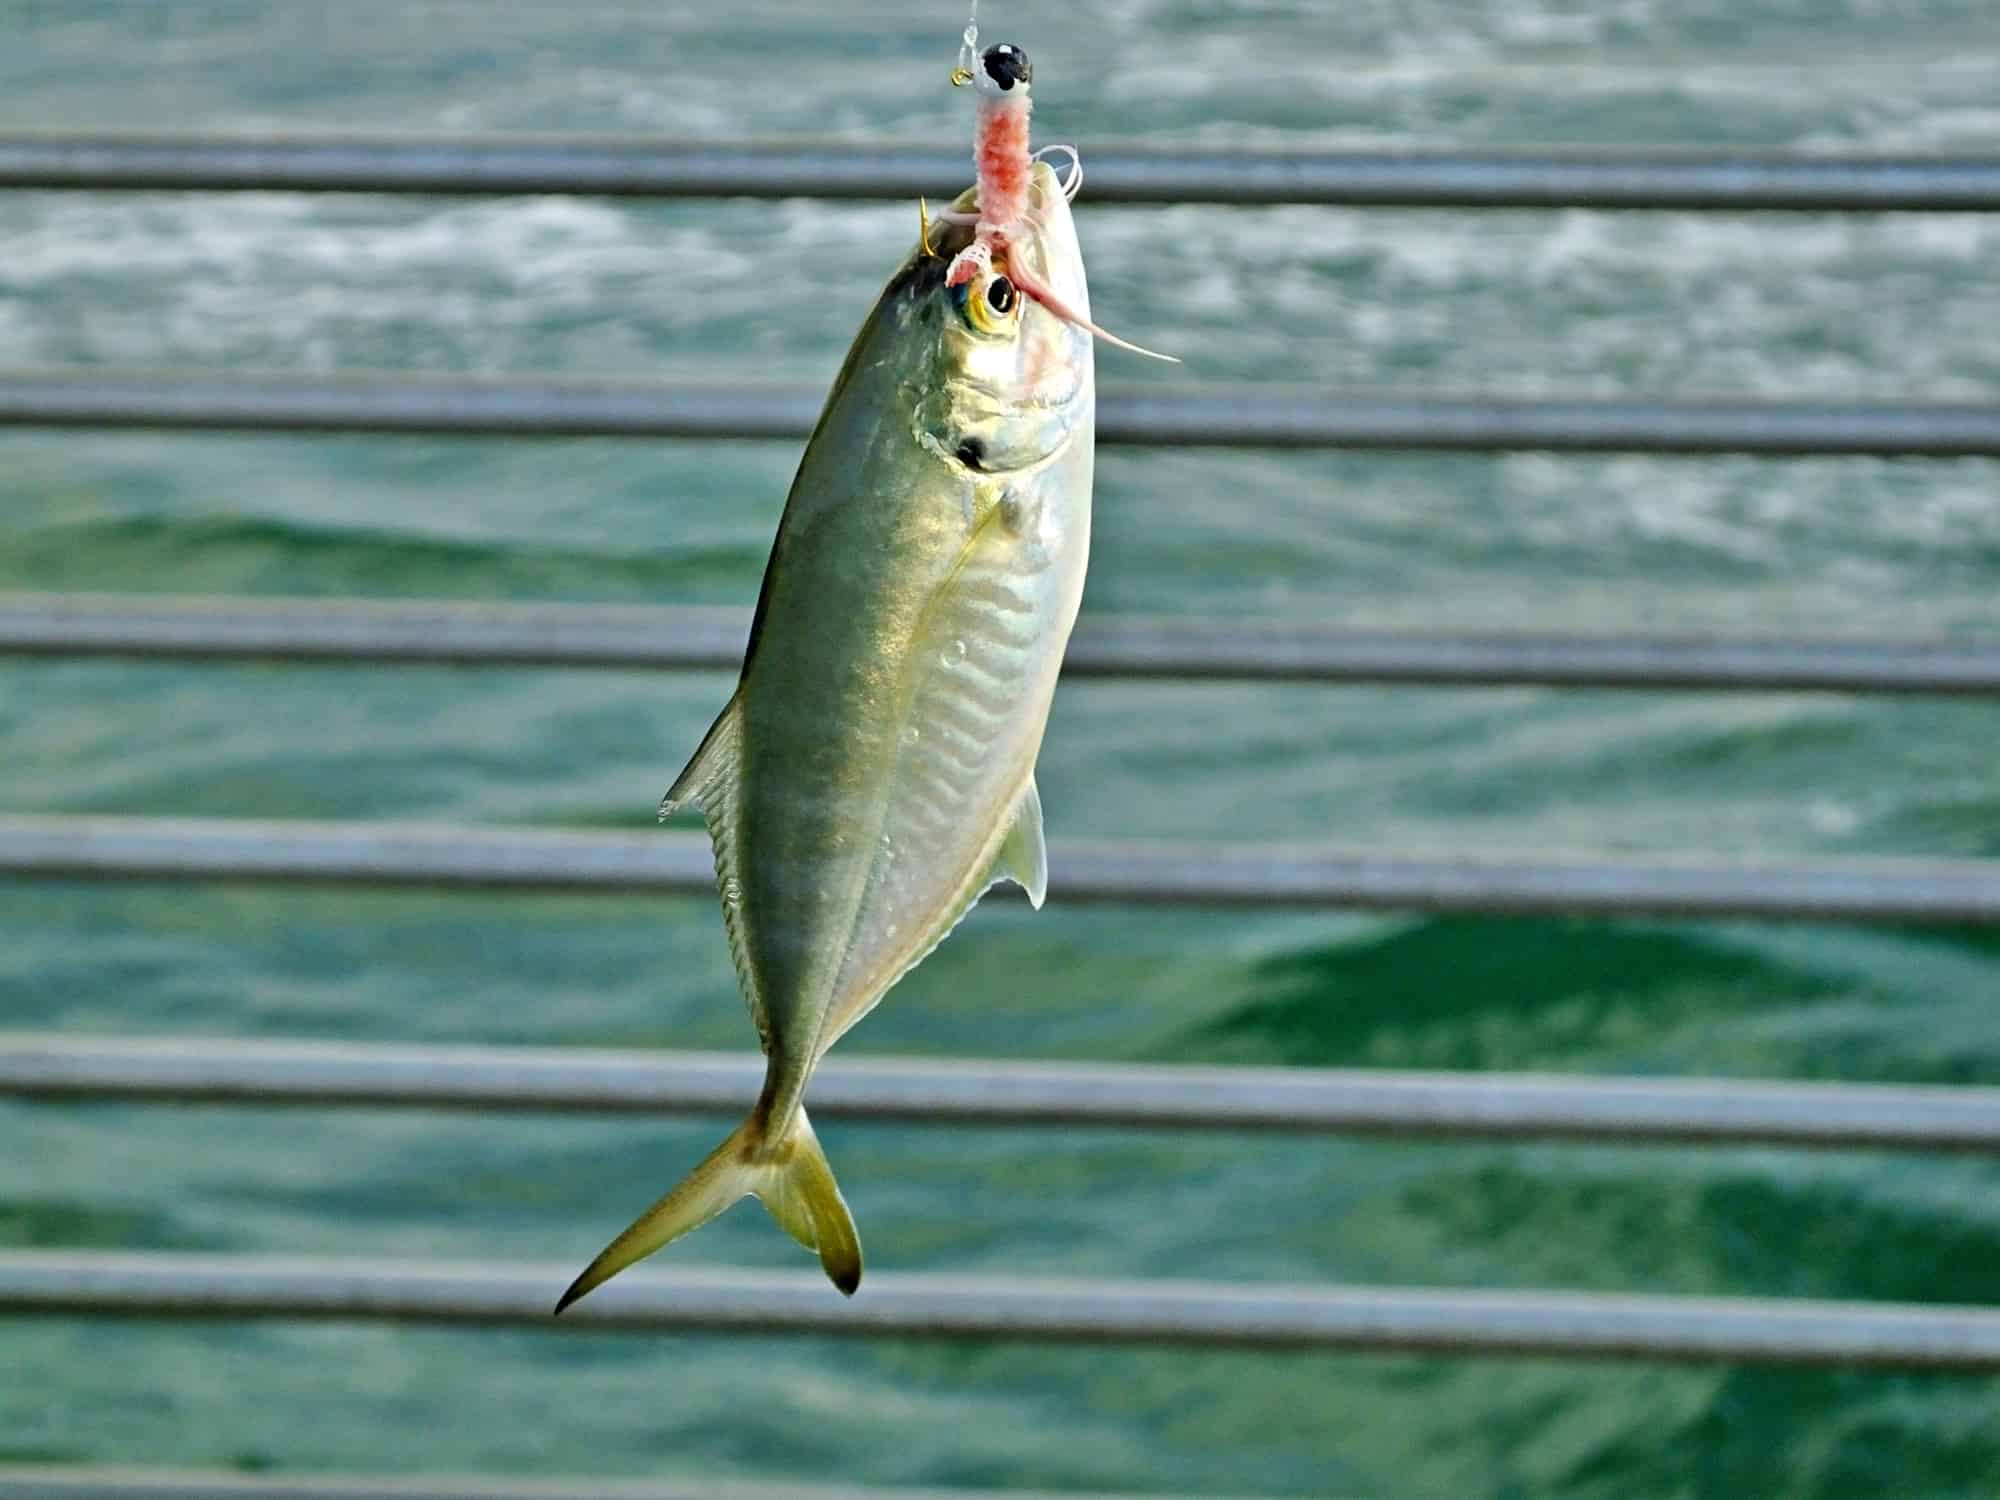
1007,257 -> 1181,364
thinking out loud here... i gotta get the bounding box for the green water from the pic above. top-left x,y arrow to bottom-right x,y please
4,2 -> 2000,1495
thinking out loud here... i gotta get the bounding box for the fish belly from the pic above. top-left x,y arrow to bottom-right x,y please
828,502 -> 1064,1011
734,456 -> 1087,1075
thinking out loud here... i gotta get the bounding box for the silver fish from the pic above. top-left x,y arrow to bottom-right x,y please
557,158 -> 1094,1310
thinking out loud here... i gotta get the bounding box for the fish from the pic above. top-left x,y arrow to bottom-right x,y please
554,128 -> 1096,1311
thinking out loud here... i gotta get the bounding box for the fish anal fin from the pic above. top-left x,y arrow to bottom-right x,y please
992,775 -> 1048,909
815,773 -> 1052,1058
661,696 -> 743,818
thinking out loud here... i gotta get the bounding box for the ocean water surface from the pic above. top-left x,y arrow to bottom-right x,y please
3,2 -> 1999,1496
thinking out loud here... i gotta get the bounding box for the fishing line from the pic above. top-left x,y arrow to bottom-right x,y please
952,0 -> 980,85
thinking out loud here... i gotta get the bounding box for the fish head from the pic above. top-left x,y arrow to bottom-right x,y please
912,162 -> 1093,475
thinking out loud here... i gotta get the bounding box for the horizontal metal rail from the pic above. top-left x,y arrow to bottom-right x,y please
0,1467 -> 1222,1500
2,133 -> 1998,211
7,591 -> 1999,694
7,1253 -> 2000,1367
4,814 -> 1995,922
9,1033 -> 2000,1151
2,815 -> 1996,924
3,370 -> 1998,455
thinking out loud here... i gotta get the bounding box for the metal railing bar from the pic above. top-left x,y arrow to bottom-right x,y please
6,1253 -> 1999,1367
6,592 -> 1999,694
2,815 -> 1996,924
0,1466 -> 1229,1500
3,370 -> 1999,455
8,1033 -> 2000,1151
2,133 -> 1998,211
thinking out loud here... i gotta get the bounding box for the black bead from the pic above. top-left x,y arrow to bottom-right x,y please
982,43 -> 1032,90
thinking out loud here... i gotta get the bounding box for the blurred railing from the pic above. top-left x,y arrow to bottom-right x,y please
9,1034 -> 2000,1149
3,132 -> 1999,210
0,1470 -> 1171,1500
4,369 -> 2000,454
5,814 -> 2000,922
8,123 -> 2000,1500
7,591 -> 2000,692
9,1253 -> 2000,1367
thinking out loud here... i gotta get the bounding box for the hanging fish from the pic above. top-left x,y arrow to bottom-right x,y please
556,42 -> 1118,1311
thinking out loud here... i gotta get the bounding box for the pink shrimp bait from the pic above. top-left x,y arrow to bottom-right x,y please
944,42 -> 1177,363
947,42 -> 1034,289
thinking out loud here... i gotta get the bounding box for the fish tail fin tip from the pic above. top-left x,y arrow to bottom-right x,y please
755,1108 -> 862,1295
554,1117 -> 757,1314
553,1106 -> 861,1314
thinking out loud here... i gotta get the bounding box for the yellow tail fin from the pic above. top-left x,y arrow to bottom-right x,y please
554,1107 -> 861,1313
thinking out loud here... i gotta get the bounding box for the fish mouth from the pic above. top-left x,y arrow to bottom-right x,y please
1012,161 -> 1090,321
920,162 -> 1088,316
899,163 -> 1092,476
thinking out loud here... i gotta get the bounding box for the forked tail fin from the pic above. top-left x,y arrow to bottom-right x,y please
554,1107 -> 861,1313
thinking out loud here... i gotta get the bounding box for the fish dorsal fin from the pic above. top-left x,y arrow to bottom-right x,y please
661,696 -> 742,817
660,697 -> 768,1047
992,775 -> 1048,910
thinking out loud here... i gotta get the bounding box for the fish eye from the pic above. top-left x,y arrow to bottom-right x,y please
981,43 -> 1031,91
952,270 -> 1022,337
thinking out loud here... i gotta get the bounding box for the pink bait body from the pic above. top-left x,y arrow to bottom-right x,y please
947,47 -> 1033,289
972,90 -> 1033,238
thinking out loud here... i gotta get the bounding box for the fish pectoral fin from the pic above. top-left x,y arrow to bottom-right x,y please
660,694 -> 743,818
991,776 -> 1048,910
555,1106 -> 861,1314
